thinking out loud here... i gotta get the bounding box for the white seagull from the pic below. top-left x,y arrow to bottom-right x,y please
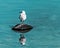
19,10 -> 26,24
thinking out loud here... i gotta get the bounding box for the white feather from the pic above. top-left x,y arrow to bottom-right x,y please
20,10 -> 26,21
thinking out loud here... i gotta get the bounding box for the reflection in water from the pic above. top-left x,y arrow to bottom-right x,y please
19,34 -> 26,45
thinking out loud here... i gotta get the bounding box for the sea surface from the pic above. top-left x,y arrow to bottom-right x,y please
0,0 -> 60,48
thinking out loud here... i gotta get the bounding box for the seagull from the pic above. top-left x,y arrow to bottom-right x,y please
19,10 -> 26,24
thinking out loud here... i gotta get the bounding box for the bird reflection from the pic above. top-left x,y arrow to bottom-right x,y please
19,34 -> 26,45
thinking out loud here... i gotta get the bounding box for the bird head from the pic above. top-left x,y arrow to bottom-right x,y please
22,10 -> 26,14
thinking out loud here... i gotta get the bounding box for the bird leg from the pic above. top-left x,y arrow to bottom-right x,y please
21,20 -> 24,25
20,33 -> 25,37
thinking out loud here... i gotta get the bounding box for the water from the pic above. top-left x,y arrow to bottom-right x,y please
0,0 -> 60,48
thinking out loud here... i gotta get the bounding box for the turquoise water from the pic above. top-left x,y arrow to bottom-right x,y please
0,0 -> 60,48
